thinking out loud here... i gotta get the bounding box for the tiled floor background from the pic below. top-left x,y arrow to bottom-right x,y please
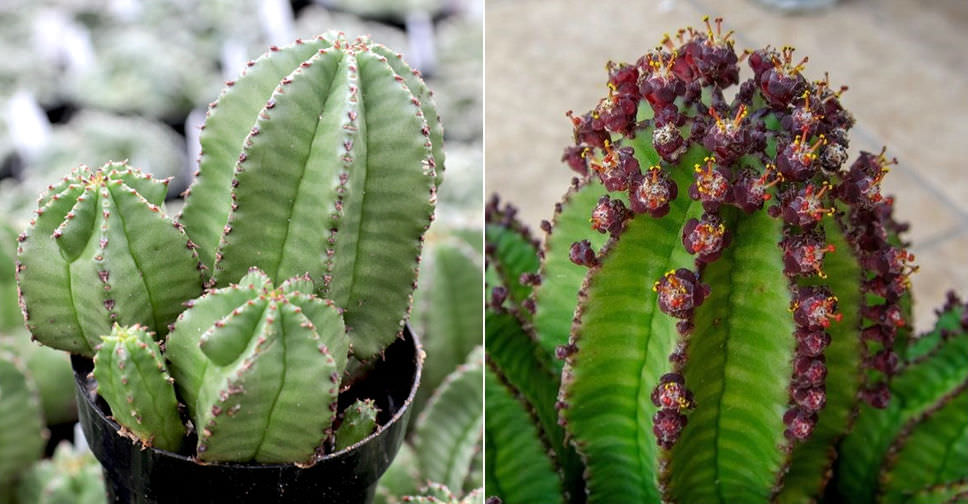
485,0 -> 968,332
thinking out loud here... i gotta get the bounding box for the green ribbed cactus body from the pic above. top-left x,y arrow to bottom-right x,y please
335,398 -> 379,451
0,350 -> 46,499
0,219 -> 20,332
93,324 -> 185,451
15,442 -> 106,504
0,333 -> 77,425
836,295 -> 968,504
179,33 -> 442,360
400,484 -> 483,504
16,162 -> 204,356
165,269 -> 347,463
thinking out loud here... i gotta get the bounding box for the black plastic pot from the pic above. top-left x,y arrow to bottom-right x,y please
73,326 -> 423,504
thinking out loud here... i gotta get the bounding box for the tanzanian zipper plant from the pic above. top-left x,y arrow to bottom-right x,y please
375,223 -> 484,504
482,18 -> 963,504
14,441 -> 106,504
0,349 -> 46,503
15,32 -> 442,465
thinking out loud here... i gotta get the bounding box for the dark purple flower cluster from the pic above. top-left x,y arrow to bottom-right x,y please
630,166 -> 678,217
784,286 -> 840,440
837,152 -> 914,408
653,268 -> 710,319
568,239 -> 598,267
591,144 -> 641,192
780,229 -> 836,278
554,17 -> 916,450
650,373 -> 695,449
689,156 -> 732,212
749,46 -> 808,109
590,196 -> 629,235
682,213 -> 730,263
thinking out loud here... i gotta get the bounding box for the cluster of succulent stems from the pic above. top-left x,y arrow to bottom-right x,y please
13,32 -> 441,464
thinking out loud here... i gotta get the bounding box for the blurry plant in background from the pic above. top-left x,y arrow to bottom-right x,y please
0,0 -> 482,221
0,0 -> 482,500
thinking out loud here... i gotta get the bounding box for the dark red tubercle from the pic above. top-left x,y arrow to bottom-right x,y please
783,406 -> 818,440
566,109 -> 610,149
629,166 -> 678,218
775,130 -> 825,182
653,123 -> 687,163
607,60 -> 641,101
682,213 -> 730,264
650,373 -> 696,411
702,105 -> 756,165
689,156 -> 733,213
733,164 -> 782,213
591,143 -> 642,192
590,196 -> 630,235
562,145 -> 589,177
795,328 -> 832,358
780,230 -> 836,278
653,409 -> 688,449
792,287 -> 842,330
653,268 -> 710,320
793,355 -> 828,387
868,349 -> 899,376
754,46 -> 808,109
489,286 -> 508,310
792,385 -> 827,411
568,240 -> 599,267
861,381 -> 891,409
779,183 -> 835,228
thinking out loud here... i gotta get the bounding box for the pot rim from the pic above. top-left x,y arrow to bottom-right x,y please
72,324 -> 424,469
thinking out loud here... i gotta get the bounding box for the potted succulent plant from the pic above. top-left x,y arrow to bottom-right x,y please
484,17 -> 968,504
15,32 -> 444,503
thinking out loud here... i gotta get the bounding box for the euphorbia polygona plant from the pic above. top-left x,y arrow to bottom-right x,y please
15,32 -> 443,464
484,18 -> 964,504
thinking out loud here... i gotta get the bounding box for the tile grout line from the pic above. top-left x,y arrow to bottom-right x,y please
910,223 -> 968,253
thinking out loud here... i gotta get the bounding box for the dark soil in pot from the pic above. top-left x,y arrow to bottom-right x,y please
73,326 -> 423,504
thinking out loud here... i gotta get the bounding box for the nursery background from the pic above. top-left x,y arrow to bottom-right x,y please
485,0 -> 968,333
0,0 -> 483,501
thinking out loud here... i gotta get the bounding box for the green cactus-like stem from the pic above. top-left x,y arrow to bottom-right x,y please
93,324 -> 185,452
836,295 -> 968,503
411,235 -> 483,415
1,219 -> 20,332
15,442 -> 105,504
484,366 -> 564,504
413,347 -> 484,495
0,350 -> 46,500
483,197 -> 540,313
165,268 -> 348,463
16,162 -> 203,356
335,398 -> 379,451
0,333 -> 77,426
179,34 -> 441,360
530,179 -> 612,374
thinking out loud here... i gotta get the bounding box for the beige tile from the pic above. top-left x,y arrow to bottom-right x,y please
910,231 -> 968,332
485,0 -> 704,226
